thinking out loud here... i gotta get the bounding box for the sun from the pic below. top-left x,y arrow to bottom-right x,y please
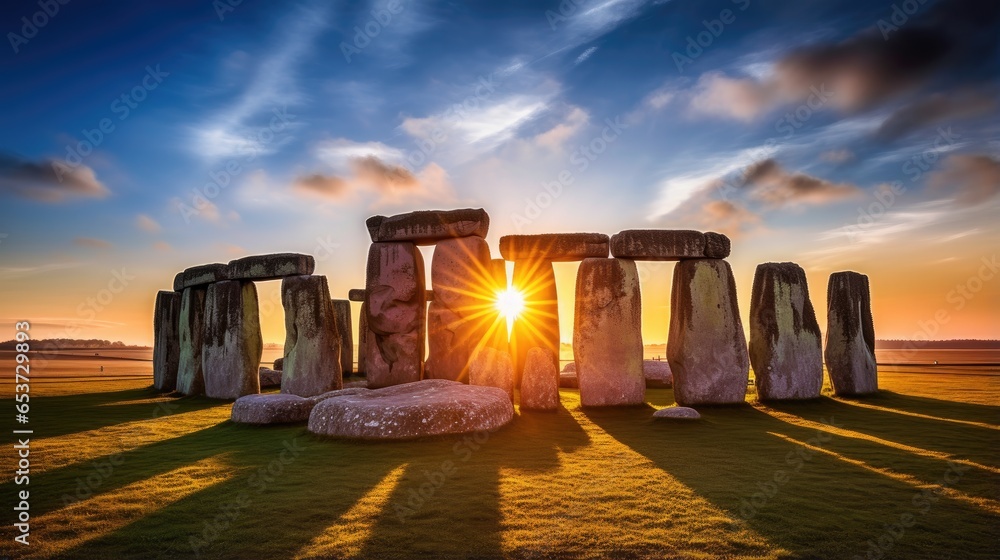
495,287 -> 526,337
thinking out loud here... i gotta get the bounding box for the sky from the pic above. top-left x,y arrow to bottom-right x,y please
0,0 -> 998,347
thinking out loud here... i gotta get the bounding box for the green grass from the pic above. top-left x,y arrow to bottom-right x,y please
1,371 -> 998,559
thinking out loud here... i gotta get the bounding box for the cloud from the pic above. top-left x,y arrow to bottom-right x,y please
689,72 -> 777,122
293,174 -> 349,199
0,154 -> 110,202
171,196 -> 238,225
74,237 -> 113,249
820,149 -> 855,163
743,159 -> 860,206
153,241 -> 173,252
875,92 -> 997,141
698,200 -> 761,239
0,262 -> 82,279
574,46 -> 598,65
928,154 -> 1000,205
135,214 -> 161,233
533,106 -> 589,151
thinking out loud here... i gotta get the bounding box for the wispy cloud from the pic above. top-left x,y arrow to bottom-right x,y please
74,237 -> 113,249
135,214 -> 161,233
0,154 -> 110,203
574,46 -> 598,65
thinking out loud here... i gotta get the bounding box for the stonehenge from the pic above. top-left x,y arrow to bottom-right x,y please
175,287 -> 207,395
825,271 -> 878,396
520,347 -> 559,411
281,275 -> 342,397
152,291 -> 181,392
470,346 -> 515,401
509,258 -> 560,385
367,208 -> 489,244
365,241 -> 426,388
611,230 -> 730,260
331,299 -> 353,375
202,280 -> 263,399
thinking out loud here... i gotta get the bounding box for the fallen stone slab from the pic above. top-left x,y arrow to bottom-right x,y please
227,253 -> 315,281
559,371 -> 579,389
173,263 -> 228,291
176,287 -> 207,396
308,387 -> 370,404
202,280 -> 263,399
644,360 -> 673,389
153,291 -> 181,392
308,379 -> 514,440
825,271 -> 878,396
610,230 -> 731,260
273,356 -> 284,371
562,362 -> 576,373
653,406 -> 701,420
470,347 -> 514,401
231,394 -> 315,424
281,275 -> 342,397
520,347 -> 559,411
366,208 -> 489,244
499,233 -> 609,261
749,262 -> 823,400
259,367 -> 282,389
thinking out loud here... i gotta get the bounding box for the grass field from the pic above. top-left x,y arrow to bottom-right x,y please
0,358 -> 997,559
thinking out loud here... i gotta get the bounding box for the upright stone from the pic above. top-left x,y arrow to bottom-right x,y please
152,291 -> 181,392
668,259 -> 750,406
825,271 -> 878,396
202,281 -> 263,399
357,301 -> 368,375
749,263 -> 823,400
426,237 -> 494,382
332,299 -> 353,376
281,275 -> 342,397
176,287 -> 207,395
227,253 -> 315,281
470,347 -> 514,402
509,259 -> 559,386
520,347 -> 559,411
365,242 -> 426,388
574,258 -> 645,406
366,208 -> 489,244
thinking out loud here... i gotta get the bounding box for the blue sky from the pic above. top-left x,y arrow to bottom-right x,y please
1,0 -> 998,344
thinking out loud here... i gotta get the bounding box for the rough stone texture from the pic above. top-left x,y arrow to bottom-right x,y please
562,362 -> 576,373
202,281 -> 263,399
153,291 -> 181,392
668,259 -> 750,406
331,299 -> 353,376
610,230 -> 731,260
469,347 -> 514,401
366,208 -> 489,245
520,347 -> 559,411
231,394 -> 315,424
426,237 -> 495,382
559,372 -> 579,389
342,379 -> 369,389
176,287 -> 207,395
174,263 -> 228,291
574,258 -> 645,406
825,271 -> 878,396
308,379 -> 514,440
365,242 -> 426,388
510,259 -> 559,386
259,367 -> 282,388
348,288 -> 367,302
227,253 -> 315,281
281,275 -> 343,397
310,387 -> 371,404
653,406 -> 701,420
357,301 -> 368,375
500,233 -> 609,262
749,262 -> 823,400
644,360 -> 673,389
273,356 -> 284,371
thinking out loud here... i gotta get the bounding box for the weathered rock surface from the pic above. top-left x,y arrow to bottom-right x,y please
332,299 -> 353,376
499,233 -> 609,261
559,372 -> 579,389
202,281 -> 263,399
668,259 -> 750,406
562,362 -> 576,373
469,347 -> 514,401
520,347 -> 559,411
281,275 -> 342,397
153,291 -> 181,392
653,406 -> 701,420
231,394 -> 315,424
426,236 -> 494,382
308,379 -> 514,439
173,263 -> 228,291
644,360 -> 673,389
273,356 -> 284,371
348,288 -> 366,302
227,253 -> 315,281
749,262 -> 823,400
610,230 -> 731,260
825,271 -> 878,396
357,301 -> 367,375
366,208 -> 489,244
176,287 -> 207,395
574,258 -> 645,406
259,367 -> 282,388
365,242 -> 426,388
510,259 -> 559,385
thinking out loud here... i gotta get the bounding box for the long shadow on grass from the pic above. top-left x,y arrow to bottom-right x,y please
586,403 -> 1000,560
840,391 -> 1000,425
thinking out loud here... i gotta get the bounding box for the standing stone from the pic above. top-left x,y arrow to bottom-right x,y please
509,259 -> 559,386
749,263 -> 823,400
668,259 -> 750,406
366,208 -> 489,244
152,291 -> 181,392
365,242 -> 426,388
520,347 -> 559,411
357,301 -> 368,375
426,237 -> 494,382
202,281 -> 263,399
176,287 -> 207,395
470,347 -> 514,402
825,271 -> 878,396
281,275 -> 342,397
332,299 -> 353,376
574,258 -> 645,406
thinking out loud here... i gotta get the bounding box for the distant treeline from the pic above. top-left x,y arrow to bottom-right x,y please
0,338 -> 149,350
875,339 -> 1000,349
